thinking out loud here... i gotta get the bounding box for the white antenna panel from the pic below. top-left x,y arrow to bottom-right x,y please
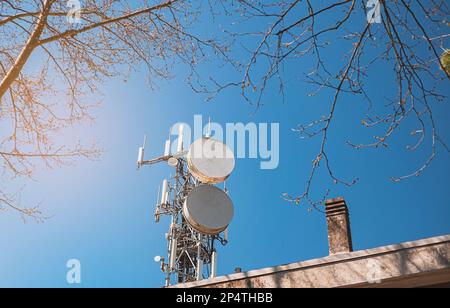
177,124 -> 184,153
137,147 -> 144,165
165,192 -> 169,205
169,238 -> 177,269
161,179 -> 168,204
137,135 -> 147,166
164,139 -> 171,156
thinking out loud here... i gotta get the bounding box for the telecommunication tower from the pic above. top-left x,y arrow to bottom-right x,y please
137,124 -> 235,286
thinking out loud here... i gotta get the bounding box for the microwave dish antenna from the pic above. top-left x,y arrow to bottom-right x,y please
186,137 -> 235,184
183,185 -> 234,235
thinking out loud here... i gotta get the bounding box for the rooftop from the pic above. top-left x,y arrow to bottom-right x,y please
173,234 -> 450,288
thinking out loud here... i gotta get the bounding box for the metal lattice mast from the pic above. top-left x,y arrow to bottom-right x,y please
137,132 -> 228,287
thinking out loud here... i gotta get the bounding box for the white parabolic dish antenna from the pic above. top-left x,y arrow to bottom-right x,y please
183,185 -> 234,235
187,137 -> 235,184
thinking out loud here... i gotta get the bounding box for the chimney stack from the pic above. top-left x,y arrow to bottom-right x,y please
325,197 -> 353,255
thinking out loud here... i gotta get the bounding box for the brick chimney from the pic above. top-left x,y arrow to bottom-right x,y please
325,197 -> 353,255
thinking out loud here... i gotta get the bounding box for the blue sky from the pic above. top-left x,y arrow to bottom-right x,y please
0,2 -> 449,288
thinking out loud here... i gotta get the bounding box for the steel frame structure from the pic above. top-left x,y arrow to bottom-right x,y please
140,153 -> 227,287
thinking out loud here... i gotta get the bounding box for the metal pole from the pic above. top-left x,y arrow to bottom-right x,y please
197,235 -> 203,281
210,250 -> 217,279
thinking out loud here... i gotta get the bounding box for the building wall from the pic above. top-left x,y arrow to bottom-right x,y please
173,235 -> 450,288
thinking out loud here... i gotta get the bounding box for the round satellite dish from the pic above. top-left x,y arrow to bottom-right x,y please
183,185 -> 234,235
168,157 -> 178,167
187,137 -> 235,184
